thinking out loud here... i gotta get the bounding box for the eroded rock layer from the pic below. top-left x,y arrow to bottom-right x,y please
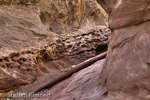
0,26 -> 110,92
97,0 -> 150,99
0,0 -> 109,92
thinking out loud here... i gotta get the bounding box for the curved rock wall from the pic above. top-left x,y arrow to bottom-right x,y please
0,0 -> 108,57
38,0 -> 108,34
97,0 -> 150,99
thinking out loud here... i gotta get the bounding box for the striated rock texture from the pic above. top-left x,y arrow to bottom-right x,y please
0,0 -> 109,92
0,1 -> 56,92
38,59 -> 107,100
38,0 -> 108,34
15,59 -> 107,100
97,0 -> 150,99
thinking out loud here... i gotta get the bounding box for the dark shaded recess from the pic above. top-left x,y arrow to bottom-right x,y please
5,63 -> 10,68
19,1 -> 29,6
10,52 -> 20,58
22,58 -> 26,62
0,0 -> 11,5
100,91 -> 108,100
96,43 -> 108,55
104,79 -> 107,84
39,11 -> 54,32
99,29 -> 103,33
39,12 -> 46,24
90,12 -> 96,16
36,56 -> 42,63
67,1 -> 76,25
19,0 -> 39,5
4,57 -> 10,62
0,59 -> 3,62
42,53 -> 53,62
40,49 -> 46,55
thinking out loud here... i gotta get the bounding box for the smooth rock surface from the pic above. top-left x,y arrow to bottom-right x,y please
97,0 -> 150,99
33,59 -> 107,100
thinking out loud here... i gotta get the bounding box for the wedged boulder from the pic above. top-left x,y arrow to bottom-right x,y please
97,0 -> 150,99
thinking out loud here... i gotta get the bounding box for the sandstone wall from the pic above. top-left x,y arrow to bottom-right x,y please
97,0 -> 150,99
38,0 -> 108,34
0,0 -> 109,92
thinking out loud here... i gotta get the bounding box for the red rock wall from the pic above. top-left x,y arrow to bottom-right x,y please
97,0 -> 150,99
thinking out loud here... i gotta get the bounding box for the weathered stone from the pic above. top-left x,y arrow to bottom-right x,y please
38,0 -> 108,34
0,0 -> 109,92
97,0 -> 150,99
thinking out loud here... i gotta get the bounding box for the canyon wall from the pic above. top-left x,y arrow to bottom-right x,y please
0,0 -> 109,92
97,0 -> 150,99
12,1 -> 150,100
38,0 -> 108,34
